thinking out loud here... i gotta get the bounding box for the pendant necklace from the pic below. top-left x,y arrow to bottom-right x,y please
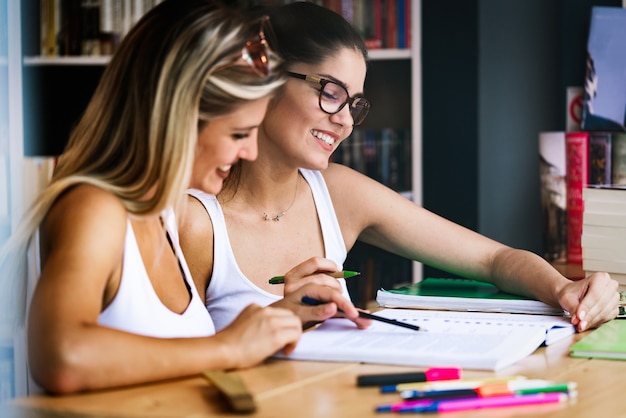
262,175 -> 299,222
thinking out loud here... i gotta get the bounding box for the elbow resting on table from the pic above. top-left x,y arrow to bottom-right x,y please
29,340 -> 96,395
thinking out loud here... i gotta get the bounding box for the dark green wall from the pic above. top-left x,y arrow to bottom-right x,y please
422,0 -> 622,278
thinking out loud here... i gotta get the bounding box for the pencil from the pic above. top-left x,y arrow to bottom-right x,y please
269,270 -> 360,285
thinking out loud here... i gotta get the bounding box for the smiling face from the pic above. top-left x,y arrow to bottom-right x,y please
260,48 -> 367,170
189,97 -> 270,194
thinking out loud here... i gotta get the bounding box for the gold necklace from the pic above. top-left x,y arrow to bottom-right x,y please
262,175 -> 299,222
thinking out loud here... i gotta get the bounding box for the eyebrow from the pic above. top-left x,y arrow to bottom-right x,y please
317,73 -> 365,97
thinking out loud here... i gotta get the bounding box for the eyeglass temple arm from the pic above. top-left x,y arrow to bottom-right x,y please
286,71 -> 321,83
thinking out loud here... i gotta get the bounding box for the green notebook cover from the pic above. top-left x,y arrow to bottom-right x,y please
570,320 -> 626,360
376,277 -> 564,315
387,277 -> 534,300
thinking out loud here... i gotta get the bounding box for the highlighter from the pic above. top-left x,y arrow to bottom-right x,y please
356,367 -> 461,387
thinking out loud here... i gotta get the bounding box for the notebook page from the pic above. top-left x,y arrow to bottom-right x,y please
276,309 -> 574,371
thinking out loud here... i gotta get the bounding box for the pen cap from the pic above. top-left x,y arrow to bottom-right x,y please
425,367 -> 462,381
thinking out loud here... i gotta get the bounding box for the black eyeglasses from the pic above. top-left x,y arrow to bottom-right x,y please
286,71 -> 371,126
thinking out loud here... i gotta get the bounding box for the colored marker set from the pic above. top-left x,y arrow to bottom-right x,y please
357,368 -> 577,413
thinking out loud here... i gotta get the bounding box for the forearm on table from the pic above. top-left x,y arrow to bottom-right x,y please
488,247 -> 567,307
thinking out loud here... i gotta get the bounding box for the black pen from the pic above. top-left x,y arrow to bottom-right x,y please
301,296 -> 423,332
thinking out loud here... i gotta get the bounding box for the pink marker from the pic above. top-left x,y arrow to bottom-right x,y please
437,392 -> 569,413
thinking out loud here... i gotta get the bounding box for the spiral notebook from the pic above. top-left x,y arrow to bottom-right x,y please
376,277 -> 564,315
276,309 -> 574,371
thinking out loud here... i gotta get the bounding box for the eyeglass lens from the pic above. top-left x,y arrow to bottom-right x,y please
242,17 -> 271,77
320,82 -> 370,125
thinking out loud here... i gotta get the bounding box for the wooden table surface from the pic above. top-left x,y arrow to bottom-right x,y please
5,323 -> 626,417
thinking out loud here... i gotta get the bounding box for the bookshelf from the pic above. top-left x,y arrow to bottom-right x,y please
19,1 -> 422,305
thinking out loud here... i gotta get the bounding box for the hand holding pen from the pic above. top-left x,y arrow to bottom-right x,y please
301,296 -> 423,332
268,256 -> 355,294
270,282 -> 372,330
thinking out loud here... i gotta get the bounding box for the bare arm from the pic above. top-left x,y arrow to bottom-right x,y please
323,163 -> 619,330
29,186 -> 302,394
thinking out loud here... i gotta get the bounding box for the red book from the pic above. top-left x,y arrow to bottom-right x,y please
384,0 -> 397,49
565,132 -> 589,265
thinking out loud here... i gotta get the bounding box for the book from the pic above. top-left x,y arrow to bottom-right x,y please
276,309 -> 574,371
538,131 -> 567,262
375,277 -> 564,316
565,131 -> 589,264
361,0 -> 383,50
588,132 -> 612,185
570,319 -> 626,360
58,0 -> 82,56
580,6 -> 626,132
40,0 -> 60,56
612,132 -> 626,185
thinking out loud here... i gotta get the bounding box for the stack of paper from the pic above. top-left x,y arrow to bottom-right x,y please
276,309 -> 574,371
582,186 -> 626,284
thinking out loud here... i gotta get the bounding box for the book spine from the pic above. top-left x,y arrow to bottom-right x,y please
612,133 -> 626,185
538,132 -> 567,262
404,0 -> 411,49
59,0 -> 82,56
396,0 -> 405,49
588,132 -> 612,186
80,0 -> 101,56
384,0 -> 397,49
41,0 -> 60,56
565,132 -> 589,264
361,0 -> 382,50
99,0 -> 123,55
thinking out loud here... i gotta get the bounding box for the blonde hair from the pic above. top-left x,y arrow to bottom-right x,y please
0,0 -> 284,325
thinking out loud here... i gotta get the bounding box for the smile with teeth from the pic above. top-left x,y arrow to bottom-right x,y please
218,164 -> 232,172
311,129 -> 335,146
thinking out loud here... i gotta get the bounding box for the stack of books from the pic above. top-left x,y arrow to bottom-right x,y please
582,186 -> 626,284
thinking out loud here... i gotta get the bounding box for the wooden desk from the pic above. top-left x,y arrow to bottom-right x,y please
5,325 -> 626,417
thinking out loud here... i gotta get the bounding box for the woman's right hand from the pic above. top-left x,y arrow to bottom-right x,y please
280,256 -> 346,294
214,304 -> 303,369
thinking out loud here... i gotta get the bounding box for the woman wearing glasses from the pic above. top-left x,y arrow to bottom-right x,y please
181,1 -> 619,334
1,0 -> 363,394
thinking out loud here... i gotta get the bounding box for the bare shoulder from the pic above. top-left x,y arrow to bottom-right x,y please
322,162 -> 374,191
322,162 -> 399,202
179,193 -> 214,240
42,184 -> 128,258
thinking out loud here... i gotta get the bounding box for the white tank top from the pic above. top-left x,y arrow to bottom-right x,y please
189,169 -> 350,331
98,208 -> 215,337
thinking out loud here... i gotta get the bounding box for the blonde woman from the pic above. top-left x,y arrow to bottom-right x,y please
0,0 -> 361,395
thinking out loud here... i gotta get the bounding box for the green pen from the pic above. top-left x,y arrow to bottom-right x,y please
268,270 -> 360,285
514,382 -> 577,395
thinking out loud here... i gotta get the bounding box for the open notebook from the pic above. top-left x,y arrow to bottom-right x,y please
275,309 -> 574,371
